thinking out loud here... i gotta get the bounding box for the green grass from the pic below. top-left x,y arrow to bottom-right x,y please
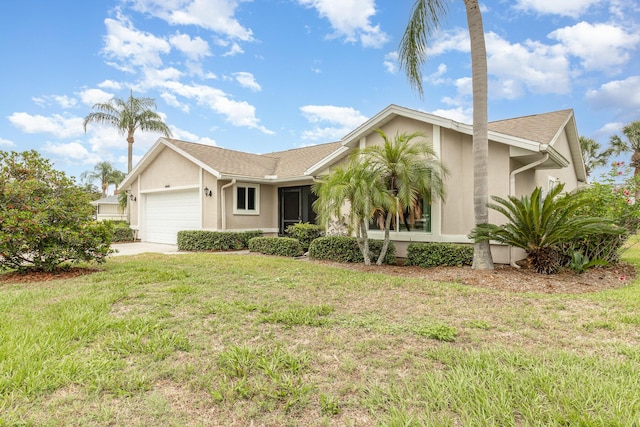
2,250 -> 640,426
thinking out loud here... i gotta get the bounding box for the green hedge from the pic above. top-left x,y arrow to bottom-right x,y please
405,242 -> 473,268
308,236 -> 396,264
112,225 -> 135,242
248,237 -> 304,257
285,222 -> 325,251
177,230 -> 263,251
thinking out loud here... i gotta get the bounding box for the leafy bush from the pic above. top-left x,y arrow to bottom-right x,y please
0,150 -> 114,272
110,223 -> 135,242
248,237 -> 304,257
405,242 -> 473,268
284,222 -> 324,251
177,230 -> 262,251
308,236 -> 396,264
470,184 -> 621,274
567,162 -> 640,263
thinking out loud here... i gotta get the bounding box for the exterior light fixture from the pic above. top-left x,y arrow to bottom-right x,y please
129,194 -> 137,202
204,186 -> 213,197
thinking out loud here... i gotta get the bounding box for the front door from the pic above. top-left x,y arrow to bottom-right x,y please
279,186 -> 317,235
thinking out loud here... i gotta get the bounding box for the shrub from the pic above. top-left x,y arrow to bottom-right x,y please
177,230 -> 263,251
248,237 -> 304,257
111,223 -> 135,242
405,242 -> 473,268
0,150 -> 114,272
285,222 -> 324,251
470,184 -> 620,274
308,236 -> 396,264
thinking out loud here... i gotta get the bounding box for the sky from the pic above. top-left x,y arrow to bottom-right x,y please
1,0 -> 639,187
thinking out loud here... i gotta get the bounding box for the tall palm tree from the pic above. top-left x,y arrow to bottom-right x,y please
312,159 -> 392,265
360,129 -> 448,265
83,90 -> 172,172
579,136 -> 613,179
610,121 -> 640,196
80,161 -> 126,198
399,0 -> 494,270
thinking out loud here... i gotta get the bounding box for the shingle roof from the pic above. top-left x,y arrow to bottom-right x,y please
488,109 -> 572,144
167,139 -> 342,179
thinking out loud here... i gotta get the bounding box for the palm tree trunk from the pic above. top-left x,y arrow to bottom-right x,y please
376,211 -> 394,265
127,131 -> 135,173
356,219 -> 372,265
465,0 -> 494,270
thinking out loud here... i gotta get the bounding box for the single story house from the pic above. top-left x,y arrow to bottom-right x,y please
118,104 -> 586,264
90,194 -> 126,222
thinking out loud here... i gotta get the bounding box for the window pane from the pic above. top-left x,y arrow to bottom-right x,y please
248,187 -> 256,210
237,187 -> 246,209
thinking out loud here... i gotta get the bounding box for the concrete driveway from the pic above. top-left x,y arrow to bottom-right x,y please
110,242 -> 180,256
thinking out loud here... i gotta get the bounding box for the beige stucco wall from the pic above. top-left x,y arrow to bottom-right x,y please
202,172 -> 218,229
370,116 -> 434,148
140,147 -> 200,190
535,129 -> 579,191
129,177 -> 140,228
439,130 -> 511,235
218,181 -> 278,231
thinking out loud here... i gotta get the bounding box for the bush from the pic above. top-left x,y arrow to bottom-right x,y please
110,223 -> 135,242
285,222 -> 324,251
249,237 -> 304,257
308,236 -> 396,264
0,150 -> 114,272
177,230 -> 263,251
405,242 -> 473,268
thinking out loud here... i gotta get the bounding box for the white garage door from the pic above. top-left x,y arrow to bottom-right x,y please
144,190 -> 201,244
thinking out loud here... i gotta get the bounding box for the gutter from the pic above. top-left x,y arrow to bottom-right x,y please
508,152 -> 550,268
220,179 -> 236,231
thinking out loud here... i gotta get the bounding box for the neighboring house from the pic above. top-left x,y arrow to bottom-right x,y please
118,104 -> 586,264
90,195 -> 126,222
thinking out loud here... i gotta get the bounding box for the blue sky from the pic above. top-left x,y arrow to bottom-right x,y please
1,0 -> 639,185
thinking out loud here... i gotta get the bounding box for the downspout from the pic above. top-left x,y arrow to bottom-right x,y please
508,151 -> 549,267
220,179 -> 236,231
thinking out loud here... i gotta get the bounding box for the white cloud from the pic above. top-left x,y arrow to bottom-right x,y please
169,32 -> 211,60
297,0 -> 388,48
514,0 -> 603,17
383,51 -> 398,74
586,75 -> 640,112
161,92 -> 190,112
430,107 -> 472,124
222,42 -> 244,56
8,113 -> 84,138
0,138 -> 15,147
300,105 -> 368,141
426,63 -> 448,85
169,125 -> 217,146
102,13 -> 171,71
98,80 -> 123,90
78,88 -> 113,106
548,22 -> 640,72
428,27 -> 470,56
31,95 -> 77,109
161,81 -> 273,134
128,0 -> 253,41
233,72 -> 261,91
42,141 -> 102,165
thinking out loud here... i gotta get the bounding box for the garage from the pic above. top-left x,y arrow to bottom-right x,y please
143,189 -> 201,244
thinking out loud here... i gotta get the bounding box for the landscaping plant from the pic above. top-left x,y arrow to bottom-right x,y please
0,150 -> 113,272
470,184 -> 621,274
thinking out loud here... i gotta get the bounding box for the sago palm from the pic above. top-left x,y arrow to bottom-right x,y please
470,184 -> 620,274
312,159 -> 392,265
359,129 -> 447,265
83,90 -> 172,172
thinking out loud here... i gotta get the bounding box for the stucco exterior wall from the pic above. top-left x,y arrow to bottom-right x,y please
202,172 -> 218,229
370,116 -> 434,148
439,130 -> 511,235
535,129 -> 579,191
140,147 -> 200,190
218,181 -> 278,231
129,176 -> 140,228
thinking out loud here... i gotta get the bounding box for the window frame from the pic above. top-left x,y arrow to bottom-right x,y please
233,183 -> 260,215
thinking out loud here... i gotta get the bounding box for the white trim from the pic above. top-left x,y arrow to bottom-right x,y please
233,182 -> 260,215
367,230 -> 472,243
431,125 -> 442,238
140,184 -> 199,194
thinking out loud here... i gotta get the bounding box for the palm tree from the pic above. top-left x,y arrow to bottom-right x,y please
610,121 -> 640,197
312,159 -> 392,265
360,129 -> 448,265
80,161 -> 126,198
579,136 -> 613,179
83,90 -> 172,172
399,0 -> 493,270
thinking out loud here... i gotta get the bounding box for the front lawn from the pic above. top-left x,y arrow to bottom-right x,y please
1,250 -> 640,426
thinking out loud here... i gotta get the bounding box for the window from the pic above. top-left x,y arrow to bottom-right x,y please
234,183 -> 260,215
370,196 -> 431,233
